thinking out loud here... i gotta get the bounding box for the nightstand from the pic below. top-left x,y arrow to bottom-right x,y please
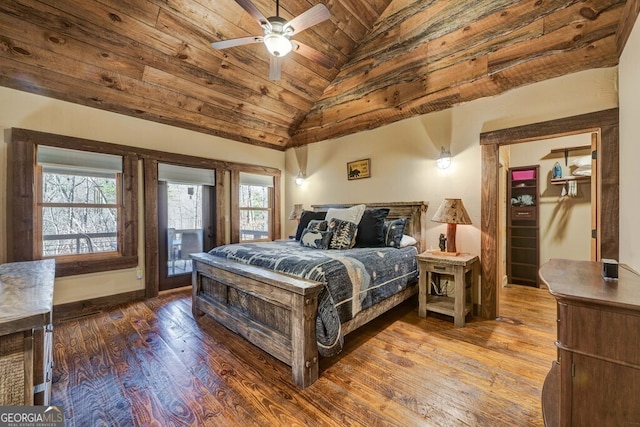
416,252 -> 479,327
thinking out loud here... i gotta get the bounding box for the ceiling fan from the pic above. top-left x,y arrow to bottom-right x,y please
211,0 -> 334,80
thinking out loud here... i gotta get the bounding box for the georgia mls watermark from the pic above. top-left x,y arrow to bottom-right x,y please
0,406 -> 63,427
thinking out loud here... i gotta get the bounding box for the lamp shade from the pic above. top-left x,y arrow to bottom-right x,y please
431,198 -> 472,225
288,204 -> 304,220
431,198 -> 471,254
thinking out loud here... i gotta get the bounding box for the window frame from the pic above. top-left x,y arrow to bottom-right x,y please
238,183 -> 274,242
36,165 -> 123,259
7,129 -> 138,277
230,169 -> 281,243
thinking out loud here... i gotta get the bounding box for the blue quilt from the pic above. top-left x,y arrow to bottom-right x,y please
207,240 -> 418,357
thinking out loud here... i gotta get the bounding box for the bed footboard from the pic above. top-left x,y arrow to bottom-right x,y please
190,253 -> 323,388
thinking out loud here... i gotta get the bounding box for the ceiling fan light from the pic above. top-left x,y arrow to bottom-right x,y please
264,33 -> 292,57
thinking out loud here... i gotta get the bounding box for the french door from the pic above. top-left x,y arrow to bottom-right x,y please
157,167 -> 216,291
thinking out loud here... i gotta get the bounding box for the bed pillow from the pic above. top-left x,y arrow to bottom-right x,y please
300,229 -> 333,249
306,219 -> 328,232
399,234 -> 418,248
327,218 -> 359,250
383,217 -> 407,248
355,208 -> 390,247
295,210 -> 327,240
325,204 -> 366,226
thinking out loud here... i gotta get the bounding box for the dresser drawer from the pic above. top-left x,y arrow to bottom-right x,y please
425,263 -> 455,274
512,206 -> 536,220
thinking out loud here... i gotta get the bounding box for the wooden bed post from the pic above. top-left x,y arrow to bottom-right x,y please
191,269 -> 205,317
290,292 -> 319,388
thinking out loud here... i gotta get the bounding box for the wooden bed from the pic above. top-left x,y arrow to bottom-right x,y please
191,201 -> 428,388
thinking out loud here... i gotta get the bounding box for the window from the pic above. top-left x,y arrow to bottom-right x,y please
239,172 -> 274,242
37,146 -> 124,259
39,169 -> 120,256
7,128 -> 138,277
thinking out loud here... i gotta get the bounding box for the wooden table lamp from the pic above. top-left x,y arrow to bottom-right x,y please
431,198 -> 472,255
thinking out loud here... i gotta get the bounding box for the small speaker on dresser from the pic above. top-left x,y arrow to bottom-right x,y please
602,258 -> 619,279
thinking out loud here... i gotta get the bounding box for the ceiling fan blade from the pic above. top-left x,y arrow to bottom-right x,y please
292,41 -> 335,69
269,56 -> 282,81
284,4 -> 330,35
234,0 -> 270,28
211,36 -> 263,50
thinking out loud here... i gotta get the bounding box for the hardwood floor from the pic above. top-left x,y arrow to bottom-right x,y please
51,284 -> 557,426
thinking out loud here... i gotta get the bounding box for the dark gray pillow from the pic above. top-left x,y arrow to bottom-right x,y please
300,229 -> 333,249
355,208 -> 390,247
307,219 -> 328,232
383,218 -> 407,248
327,218 -> 358,250
295,210 -> 327,240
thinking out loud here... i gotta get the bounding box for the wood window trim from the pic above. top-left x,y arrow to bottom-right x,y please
7,128 -> 138,277
36,166 -> 122,259
231,170 -> 281,244
478,108 -> 619,319
7,128 -> 282,297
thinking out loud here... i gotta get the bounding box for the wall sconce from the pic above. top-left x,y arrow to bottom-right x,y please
436,146 -> 452,169
295,171 -> 306,186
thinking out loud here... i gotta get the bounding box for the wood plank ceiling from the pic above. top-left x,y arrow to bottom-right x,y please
0,0 -> 628,151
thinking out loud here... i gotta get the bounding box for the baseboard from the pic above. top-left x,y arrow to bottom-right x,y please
53,289 -> 146,323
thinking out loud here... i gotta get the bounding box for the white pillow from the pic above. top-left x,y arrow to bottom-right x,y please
325,204 -> 366,225
399,234 -> 417,248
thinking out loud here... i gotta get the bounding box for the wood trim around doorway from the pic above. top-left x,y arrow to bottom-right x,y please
479,108 -> 619,319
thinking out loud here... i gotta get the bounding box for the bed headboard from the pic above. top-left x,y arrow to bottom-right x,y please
310,201 -> 429,251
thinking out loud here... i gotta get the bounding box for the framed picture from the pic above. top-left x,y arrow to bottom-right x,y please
347,158 -> 371,180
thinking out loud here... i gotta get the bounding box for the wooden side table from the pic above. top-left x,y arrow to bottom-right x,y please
416,252 -> 479,327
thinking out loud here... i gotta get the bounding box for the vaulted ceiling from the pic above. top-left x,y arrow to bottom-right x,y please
0,0 -> 631,151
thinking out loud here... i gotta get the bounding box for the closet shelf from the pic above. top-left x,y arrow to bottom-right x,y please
550,176 -> 591,185
549,145 -> 591,154
550,144 -> 591,166
507,165 -> 539,287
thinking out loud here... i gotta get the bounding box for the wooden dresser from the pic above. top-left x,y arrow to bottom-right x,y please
539,259 -> 640,427
0,259 -> 55,405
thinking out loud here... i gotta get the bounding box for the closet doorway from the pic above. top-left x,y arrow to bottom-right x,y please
479,109 -> 619,319
500,132 -> 597,289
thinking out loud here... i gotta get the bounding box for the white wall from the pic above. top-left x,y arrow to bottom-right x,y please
0,56 -> 627,305
286,67 -> 618,259
0,86 -> 285,304
619,17 -> 640,271
509,134 -> 592,266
